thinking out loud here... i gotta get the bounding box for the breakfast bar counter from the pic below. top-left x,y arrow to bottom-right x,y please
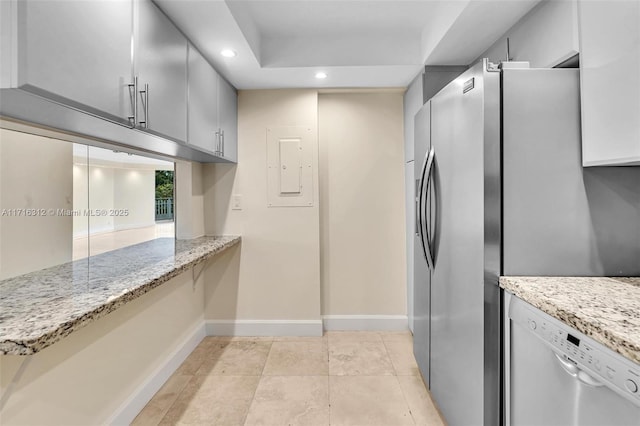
0,236 -> 240,355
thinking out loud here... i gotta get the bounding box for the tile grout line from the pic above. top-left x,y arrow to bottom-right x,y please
380,334 -> 397,375
395,374 -> 420,426
161,374 -> 192,425
134,372 -> 191,426
242,340 -> 274,426
154,372 -> 195,425
150,339 -> 211,425
154,339 -> 216,426
381,334 -> 419,426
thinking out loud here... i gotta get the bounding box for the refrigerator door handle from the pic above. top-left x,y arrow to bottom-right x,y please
417,151 -> 428,262
415,179 -> 420,236
418,146 -> 435,269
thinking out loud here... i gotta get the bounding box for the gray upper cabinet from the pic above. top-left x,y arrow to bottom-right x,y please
187,42 -> 238,163
11,0 -> 134,126
217,76 -> 238,163
135,0 -> 188,142
1,0 -> 235,162
578,0 -> 640,166
187,44 -> 219,154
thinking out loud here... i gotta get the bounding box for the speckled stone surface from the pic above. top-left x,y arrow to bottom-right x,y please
0,236 -> 240,355
501,276 -> 640,364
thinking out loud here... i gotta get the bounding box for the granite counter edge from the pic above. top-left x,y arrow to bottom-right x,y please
0,236 -> 241,356
500,276 -> 640,365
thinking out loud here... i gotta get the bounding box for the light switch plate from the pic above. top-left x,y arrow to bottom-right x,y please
232,194 -> 243,210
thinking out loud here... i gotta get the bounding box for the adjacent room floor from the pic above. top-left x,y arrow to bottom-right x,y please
132,331 -> 444,426
72,222 -> 175,260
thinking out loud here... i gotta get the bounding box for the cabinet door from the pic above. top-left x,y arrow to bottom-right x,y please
136,0 -> 187,142
579,0 -> 640,166
17,0 -> 133,125
187,44 -> 219,154
218,76 -> 238,162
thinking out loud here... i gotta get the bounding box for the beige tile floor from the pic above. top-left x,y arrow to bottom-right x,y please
133,331 -> 445,426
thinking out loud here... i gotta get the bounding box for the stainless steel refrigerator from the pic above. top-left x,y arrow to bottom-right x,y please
413,59 -> 640,426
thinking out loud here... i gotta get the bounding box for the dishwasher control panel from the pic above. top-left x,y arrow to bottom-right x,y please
509,296 -> 640,407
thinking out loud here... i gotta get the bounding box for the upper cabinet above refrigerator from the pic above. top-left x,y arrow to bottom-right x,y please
579,0 -> 640,166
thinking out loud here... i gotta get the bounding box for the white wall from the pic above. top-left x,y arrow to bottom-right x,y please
113,168 -> 155,231
476,0 -> 579,67
202,90 -> 322,323
190,162 -> 205,238
318,92 -> 407,317
175,161 -> 205,240
72,161 -> 89,239
88,165 -> 115,234
202,89 -> 408,328
0,129 -> 73,279
0,269 -> 205,425
73,163 -> 157,237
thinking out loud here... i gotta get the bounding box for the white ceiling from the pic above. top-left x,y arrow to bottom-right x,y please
154,0 -> 541,90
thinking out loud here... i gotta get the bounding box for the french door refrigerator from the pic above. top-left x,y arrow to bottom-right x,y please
413,59 -> 640,426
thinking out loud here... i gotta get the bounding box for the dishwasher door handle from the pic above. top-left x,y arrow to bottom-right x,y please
577,370 -> 604,387
554,353 -> 578,377
554,353 -> 604,387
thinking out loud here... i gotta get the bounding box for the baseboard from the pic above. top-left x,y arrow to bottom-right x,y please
322,315 -> 409,331
205,319 -> 323,337
107,322 -> 206,426
113,222 -> 157,232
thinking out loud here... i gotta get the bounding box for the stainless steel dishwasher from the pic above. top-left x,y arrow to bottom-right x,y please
505,293 -> 640,426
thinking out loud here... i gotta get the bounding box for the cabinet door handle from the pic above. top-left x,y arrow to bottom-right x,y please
221,130 -> 225,157
214,129 -> 220,155
139,83 -> 149,128
127,76 -> 138,127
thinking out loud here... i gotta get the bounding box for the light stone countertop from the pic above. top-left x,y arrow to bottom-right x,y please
0,235 -> 240,355
500,276 -> 640,364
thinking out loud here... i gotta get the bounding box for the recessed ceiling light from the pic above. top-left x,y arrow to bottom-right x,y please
315,72 -> 328,79
221,49 -> 237,58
